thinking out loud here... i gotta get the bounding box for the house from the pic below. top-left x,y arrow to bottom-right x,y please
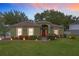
9,20 -> 64,39
68,24 -> 79,35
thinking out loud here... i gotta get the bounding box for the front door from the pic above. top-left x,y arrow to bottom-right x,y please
41,25 -> 48,37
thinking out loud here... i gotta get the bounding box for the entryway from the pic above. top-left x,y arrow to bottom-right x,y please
41,25 -> 48,37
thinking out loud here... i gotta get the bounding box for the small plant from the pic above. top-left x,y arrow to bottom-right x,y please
68,34 -> 76,39
47,35 -> 55,40
29,36 -> 40,40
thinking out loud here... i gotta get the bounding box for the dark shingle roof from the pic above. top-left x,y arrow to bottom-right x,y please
10,21 -> 40,27
10,20 -> 63,28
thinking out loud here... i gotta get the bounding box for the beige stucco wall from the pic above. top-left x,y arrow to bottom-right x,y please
34,27 -> 40,36
22,28 -> 27,36
10,26 -> 64,37
10,27 -> 41,36
51,27 -> 64,36
9,28 -> 16,37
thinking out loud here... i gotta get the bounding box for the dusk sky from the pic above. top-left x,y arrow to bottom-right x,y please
0,3 -> 79,20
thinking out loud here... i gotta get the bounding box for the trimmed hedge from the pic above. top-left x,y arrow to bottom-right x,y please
68,35 -> 76,39
47,34 -> 60,40
9,35 -> 61,40
11,35 -> 41,40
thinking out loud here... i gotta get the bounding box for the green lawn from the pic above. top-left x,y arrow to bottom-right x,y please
0,39 -> 79,56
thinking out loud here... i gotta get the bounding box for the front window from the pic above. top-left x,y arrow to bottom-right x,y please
54,30 -> 59,35
28,28 -> 34,36
17,28 -> 22,36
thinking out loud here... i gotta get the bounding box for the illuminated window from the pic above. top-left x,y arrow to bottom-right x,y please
17,28 -> 22,36
28,28 -> 34,36
54,30 -> 59,35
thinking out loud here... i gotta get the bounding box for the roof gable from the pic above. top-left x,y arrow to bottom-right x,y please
36,20 -> 52,24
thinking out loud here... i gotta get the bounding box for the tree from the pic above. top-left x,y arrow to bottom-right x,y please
34,10 -> 75,30
34,13 -> 41,21
0,10 -> 29,36
0,12 -> 9,36
2,10 -> 28,25
74,16 -> 79,24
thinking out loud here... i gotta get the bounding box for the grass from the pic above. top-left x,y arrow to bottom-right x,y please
0,38 -> 79,56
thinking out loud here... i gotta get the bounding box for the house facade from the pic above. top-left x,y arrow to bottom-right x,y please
68,24 -> 79,35
9,20 -> 64,38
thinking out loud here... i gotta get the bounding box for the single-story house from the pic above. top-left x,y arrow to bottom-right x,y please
9,20 -> 64,38
68,24 -> 79,35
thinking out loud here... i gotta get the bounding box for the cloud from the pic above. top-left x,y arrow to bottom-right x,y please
31,3 -> 60,10
13,3 -> 79,11
65,3 -> 79,11
30,3 -> 79,11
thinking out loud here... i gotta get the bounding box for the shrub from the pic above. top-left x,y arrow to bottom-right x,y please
12,36 -> 19,40
11,35 -> 41,40
3,37 -> 11,40
11,35 -> 25,40
25,36 -> 29,40
47,34 -> 61,40
28,36 -> 40,40
63,34 -> 67,38
31,36 -> 36,40
47,35 -> 55,40
18,35 -> 24,40
11,36 -> 15,40
68,34 -> 76,39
